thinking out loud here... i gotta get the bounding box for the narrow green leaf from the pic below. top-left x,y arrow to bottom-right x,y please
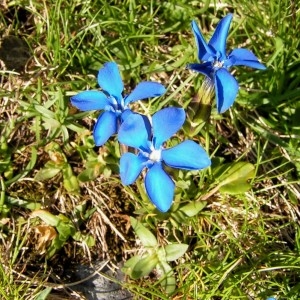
6,146 -> 38,185
6,196 -> 41,210
34,104 -> 55,118
31,210 -> 60,227
35,287 -> 52,300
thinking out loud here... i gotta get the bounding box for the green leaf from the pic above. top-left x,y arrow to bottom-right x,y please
34,104 -> 55,119
48,236 -> 65,257
220,182 -> 252,194
131,253 -> 159,279
84,234 -> 96,247
5,146 -> 38,185
63,175 -> 80,193
157,261 -> 176,294
72,232 -> 95,247
31,210 -> 60,227
130,217 -> 157,247
35,287 -> 52,300
56,221 -> 75,240
77,167 -> 100,182
180,201 -> 207,217
122,255 -> 142,276
6,196 -> 41,210
218,162 -> 255,194
164,243 -> 188,262
43,117 -> 61,129
34,167 -> 61,181
62,165 -> 80,193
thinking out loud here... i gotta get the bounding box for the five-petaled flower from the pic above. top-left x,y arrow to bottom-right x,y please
71,62 -> 166,146
118,107 -> 211,212
187,14 -> 266,113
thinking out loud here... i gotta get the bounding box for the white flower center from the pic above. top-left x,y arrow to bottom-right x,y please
213,60 -> 224,68
149,148 -> 162,162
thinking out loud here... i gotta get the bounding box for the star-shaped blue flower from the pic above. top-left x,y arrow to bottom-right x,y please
71,62 -> 166,146
118,107 -> 211,212
187,14 -> 266,113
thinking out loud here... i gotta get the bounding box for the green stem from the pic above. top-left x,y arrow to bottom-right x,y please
136,178 -> 149,204
0,177 -> 5,215
205,121 -> 212,177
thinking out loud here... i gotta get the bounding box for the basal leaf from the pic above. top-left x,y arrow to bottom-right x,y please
56,221 -> 75,240
62,165 -> 80,193
131,253 -> 159,279
180,201 -> 207,217
219,182 -> 252,194
130,217 -> 157,247
34,167 -> 61,181
122,255 -> 142,277
164,243 -> 188,262
218,162 -> 255,194
77,168 -> 98,182
157,261 -> 176,294
31,210 -> 60,227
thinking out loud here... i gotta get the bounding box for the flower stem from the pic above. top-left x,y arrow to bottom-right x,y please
136,178 -> 149,204
0,177 -> 5,215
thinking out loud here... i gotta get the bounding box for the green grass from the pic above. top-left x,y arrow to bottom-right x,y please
0,0 -> 299,299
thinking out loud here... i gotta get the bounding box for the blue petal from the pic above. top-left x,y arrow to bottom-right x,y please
226,48 -> 267,70
124,82 -> 166,106
145,164 -> 175,212
121,108 -> 135,122
214,68 -> 239,113
71,91 -> 111,111
162,140 -> 211,170
97,62 -> 124,101
187,62 -> 213,78
208,14 -> 233,60
191,20 -> 215,61
118,113 -> 150,150
120,108 -> 135,122
120,110 -> 152,140
93,111 -> 117,146
152,107 -> 185,149
120,153 -> 147,185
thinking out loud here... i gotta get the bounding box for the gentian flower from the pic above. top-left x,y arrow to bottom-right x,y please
71,62 -> 166,146
118,107 -> 211,212
187,14 -> 266,113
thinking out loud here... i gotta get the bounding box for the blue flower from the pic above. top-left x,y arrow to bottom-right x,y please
71,62 -> 166,146
118,107 -> 211,212
187,14 -> 266,113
